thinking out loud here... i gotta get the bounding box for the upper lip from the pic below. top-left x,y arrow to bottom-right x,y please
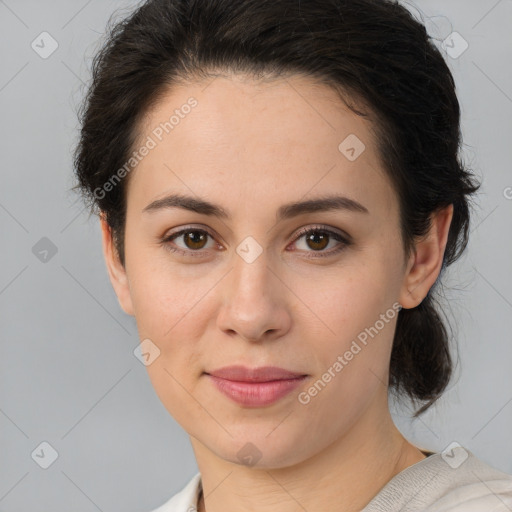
206,365 -> 306,382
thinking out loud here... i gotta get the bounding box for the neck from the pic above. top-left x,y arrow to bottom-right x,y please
192,397 -> 426,512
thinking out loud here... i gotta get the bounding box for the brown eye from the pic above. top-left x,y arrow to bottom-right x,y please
304,231 -> 329,251
291,226 -> 351,258
162,227 -> 216,256
182,230 -> 209,250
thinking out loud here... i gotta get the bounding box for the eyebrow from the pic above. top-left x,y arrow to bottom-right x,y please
142,193 -> 369,221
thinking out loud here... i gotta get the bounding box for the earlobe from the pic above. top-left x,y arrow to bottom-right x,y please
99,213 -> 134,316
399,204 -> 454,309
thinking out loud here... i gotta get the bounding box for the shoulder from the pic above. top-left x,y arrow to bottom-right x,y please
147,473 -> 202,512
363,446 -> 512,512
423,448 -> 512,512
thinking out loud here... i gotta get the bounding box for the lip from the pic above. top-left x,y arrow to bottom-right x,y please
205,365 -> 308,407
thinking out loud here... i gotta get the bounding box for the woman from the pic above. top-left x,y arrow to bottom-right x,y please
73,0 -> 512,510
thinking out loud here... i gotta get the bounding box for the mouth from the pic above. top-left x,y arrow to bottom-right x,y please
205,365 -> 308,407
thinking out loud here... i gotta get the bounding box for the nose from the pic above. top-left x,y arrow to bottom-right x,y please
216,249 -> 292,343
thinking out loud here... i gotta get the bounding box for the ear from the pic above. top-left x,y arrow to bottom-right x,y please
100,213 -> 134,316
399,204 -> 454,309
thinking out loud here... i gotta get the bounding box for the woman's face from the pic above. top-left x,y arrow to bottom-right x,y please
103,74 -> 428,468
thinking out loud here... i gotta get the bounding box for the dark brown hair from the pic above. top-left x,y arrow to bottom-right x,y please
73,0 -> 480,416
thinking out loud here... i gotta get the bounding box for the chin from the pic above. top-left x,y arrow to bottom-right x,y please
206,428 -> 311,470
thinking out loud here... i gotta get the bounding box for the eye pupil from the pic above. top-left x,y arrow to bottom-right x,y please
307,232 -> 329,251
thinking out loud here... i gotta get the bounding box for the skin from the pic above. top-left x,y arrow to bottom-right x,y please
101,73 -> 453,512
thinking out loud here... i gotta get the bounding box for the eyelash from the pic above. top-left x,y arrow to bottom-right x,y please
161,225 -> 351,259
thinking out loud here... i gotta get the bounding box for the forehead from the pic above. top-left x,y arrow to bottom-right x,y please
127,74 -> 398,221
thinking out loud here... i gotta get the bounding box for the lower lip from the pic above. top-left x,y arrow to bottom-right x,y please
207,374 -> 307,407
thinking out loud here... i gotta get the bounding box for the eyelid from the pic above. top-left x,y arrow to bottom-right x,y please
291,224 -> 352,245
161,225 -> 221,257
288,225 -> 351,258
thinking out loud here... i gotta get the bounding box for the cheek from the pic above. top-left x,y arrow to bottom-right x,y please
127,246 -> 209,337
306,262 -> 396,336
144,357 -> 207,435
297,284 -> 398,433
299,259 -> 400,385
126,251 -> 219,391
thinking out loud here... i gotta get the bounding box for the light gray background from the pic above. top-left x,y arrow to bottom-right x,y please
1,1 -> 511,511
